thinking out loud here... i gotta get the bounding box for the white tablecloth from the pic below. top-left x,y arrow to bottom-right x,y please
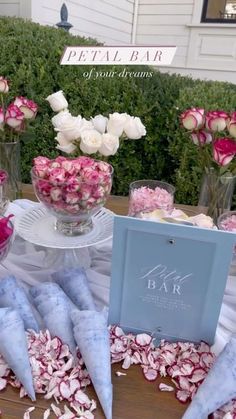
1,200 -> 236,355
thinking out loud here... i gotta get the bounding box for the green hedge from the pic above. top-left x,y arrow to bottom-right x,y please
1,17 -> 236,203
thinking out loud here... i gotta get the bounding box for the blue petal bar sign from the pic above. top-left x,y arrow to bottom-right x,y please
109,216 -> 235,345
60,46 -> 177,66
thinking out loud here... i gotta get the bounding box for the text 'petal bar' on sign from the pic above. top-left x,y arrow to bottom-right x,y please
60,46 -> 177,66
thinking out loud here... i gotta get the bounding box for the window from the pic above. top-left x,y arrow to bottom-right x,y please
201,0 -> 236,22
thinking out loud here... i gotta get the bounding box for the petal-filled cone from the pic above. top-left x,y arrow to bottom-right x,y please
182,336 -> 236,419
30,282 -> 76,312
72,310 -> 112,419
0,308 -> 35,401
31,291 -> 77,358
52,268 -> 96,310
71,308 -> 108,332
34,294 -> 74,317
0,275 -> 39,331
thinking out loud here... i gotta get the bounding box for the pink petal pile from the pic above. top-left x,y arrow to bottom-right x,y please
0,327 -> 235,418
128,185 -> 174,216
0,330 -> 96,419
32,156 -> 112,216
110,326 -> 215,403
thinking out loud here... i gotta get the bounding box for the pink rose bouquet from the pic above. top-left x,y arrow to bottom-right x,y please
180,108 -> 236,221
31,155 -> 113,235
0,76 -> 38,143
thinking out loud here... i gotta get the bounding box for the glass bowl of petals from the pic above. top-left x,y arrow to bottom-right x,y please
128,179 -> 175,218
31,156 -> 113,236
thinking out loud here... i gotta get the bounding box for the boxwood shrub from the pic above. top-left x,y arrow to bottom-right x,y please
0,17 -> 236,203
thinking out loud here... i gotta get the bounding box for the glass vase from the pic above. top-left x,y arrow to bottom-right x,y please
0,141 -> 22,201
198,168 -> 236,223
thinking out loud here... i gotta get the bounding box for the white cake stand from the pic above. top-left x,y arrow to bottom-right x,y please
14,205 -> 114,269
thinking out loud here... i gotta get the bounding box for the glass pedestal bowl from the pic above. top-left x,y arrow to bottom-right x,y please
31,163 -> 113,236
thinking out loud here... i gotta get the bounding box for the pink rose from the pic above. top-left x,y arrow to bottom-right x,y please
205,111 -> 228,132
80,184 -> 93,200
13,96 -> 38,119
33,156 -> 50,166
48,168 -> 66,185
92,185 -> 105,199
49,161 -> 61,169
5,104 -> 24,128
61,159 -> 77,176
81,167 -> 100,184
0,107 -> 4,129
65,192 -> 81,204
65,176 -> 81,192
78,156 -> 95,168
34,164 -> 49,179
54,156 -> 67,164
180,108 -> 204,130
0,76 -> 9,93
227,112 -> 236,139
84,197 -> 96,210
213,138 -> 236,166
35,180 -> 52,196
50,187 -> 62,201
190,130 -> 212,145
95,160 -> 111,173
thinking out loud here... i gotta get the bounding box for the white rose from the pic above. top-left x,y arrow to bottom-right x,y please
107,112 -> 129,137
46,90 -> 68,112
55,133 -> 76,154
124,116 -> 146,139
92,115 -> 108,134
80,130 -> 102,154
55,115 -> 83,141
80,118 -> 94,132
99,133 -> 119,156
51,110 -> 71,128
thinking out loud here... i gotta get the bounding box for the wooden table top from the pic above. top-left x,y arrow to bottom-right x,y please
0,185 -> 195,419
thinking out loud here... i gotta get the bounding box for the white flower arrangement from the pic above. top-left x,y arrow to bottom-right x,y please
46,91 -> 146,157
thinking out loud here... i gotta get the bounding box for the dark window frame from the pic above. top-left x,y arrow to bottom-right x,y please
201,0 -> 236,23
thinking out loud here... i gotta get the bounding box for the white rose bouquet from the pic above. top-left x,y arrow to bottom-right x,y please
46,90 -> 146,158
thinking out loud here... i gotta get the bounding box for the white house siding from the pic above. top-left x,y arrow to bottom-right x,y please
1,0 -> 236,83
0,0 -> 20,17
135,0 -> 236,84
0,0 -> 31,18
136,0 -> 194,69
31,0 -> 135,45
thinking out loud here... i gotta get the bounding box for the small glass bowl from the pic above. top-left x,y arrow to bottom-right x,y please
31,164 -> 113,236
0,218 -> 14,262
128,179 -> 175,217
217,211 -> 236,233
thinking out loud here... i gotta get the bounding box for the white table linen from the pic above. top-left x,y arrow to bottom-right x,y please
1,199 -> 236,355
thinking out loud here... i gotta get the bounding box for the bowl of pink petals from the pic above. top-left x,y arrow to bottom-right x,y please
128,179 -> 175,217
0,215 -> 14,262
31,156 -> 113,236
217,211 -> 236,254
